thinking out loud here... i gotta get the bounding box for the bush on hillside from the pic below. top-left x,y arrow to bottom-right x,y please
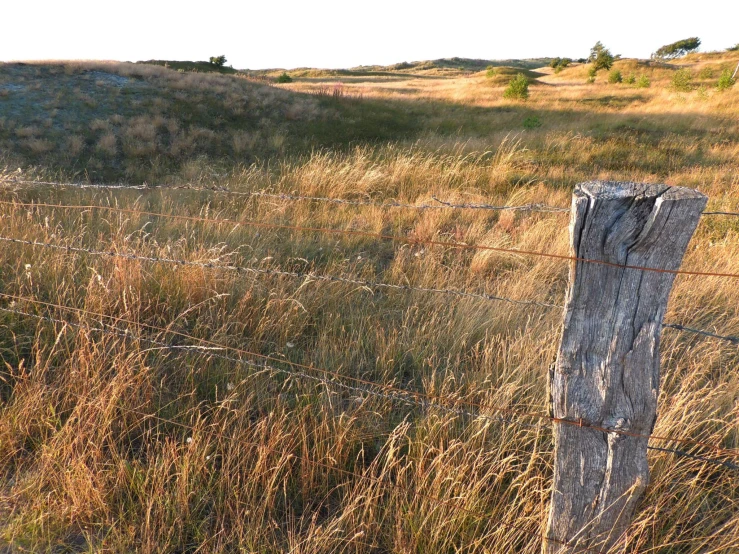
550,57 -> 572,73
209,55 -> 227,67
503,73 -> 529,100
698,67 -> 714,79
652,37 -> 701,60
671,69 -> 693,92
717,69 -> 736,91
636,74 -> 651,88
624,73 -> 636,85
589,41 -> 615,71
486,65 -> 497,78
608,69 -> 622,84
587,66 -> 597,83
276,72 -> 293,83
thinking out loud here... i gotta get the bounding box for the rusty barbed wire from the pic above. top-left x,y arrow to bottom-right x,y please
0,235 -> 560,309
4,178 -> 739,216
4,200 -> 739,280
0,310 -> 602,553
2,178 -> 570,213
4,233 -> 739,346
1,293 -> 737,469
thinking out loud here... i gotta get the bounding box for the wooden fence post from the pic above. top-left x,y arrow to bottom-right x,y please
544,181 -> 707,553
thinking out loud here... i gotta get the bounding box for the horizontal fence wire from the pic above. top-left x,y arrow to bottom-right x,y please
0,304 -> 733,553
5,178 -> 739,217
0,314 -> 605,554
1,178 -> 570,213
0,235 -> 561,310
662,324 -> 739,345
4,200 -> 739,280
2,292 -> 737,469
3,233 -> 739,346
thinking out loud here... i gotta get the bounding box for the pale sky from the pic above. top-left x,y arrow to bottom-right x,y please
2,0 -> 736,69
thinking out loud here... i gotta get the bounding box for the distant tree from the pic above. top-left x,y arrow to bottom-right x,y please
549,57 -> 572,73
209,55 -> 227,67
728,43 -> 739,52
588,42 -> 615,71
652,38 -> 701,60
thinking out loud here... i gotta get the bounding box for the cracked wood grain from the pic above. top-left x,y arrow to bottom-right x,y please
543,181 -> 707,553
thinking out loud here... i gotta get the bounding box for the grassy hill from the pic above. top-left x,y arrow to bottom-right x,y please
0,61 -> 422,182
250,57 -> 555,80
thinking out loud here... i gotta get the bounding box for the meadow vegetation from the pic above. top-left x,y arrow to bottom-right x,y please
0,49 -> 738,552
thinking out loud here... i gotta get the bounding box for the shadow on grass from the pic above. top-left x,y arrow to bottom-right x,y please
1,62 -> 736,183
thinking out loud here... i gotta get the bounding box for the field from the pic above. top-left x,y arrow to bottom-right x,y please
0,51 -> 738,553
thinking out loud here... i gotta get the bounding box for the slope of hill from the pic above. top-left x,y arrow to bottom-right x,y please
250,57 -> 555,80
0,61 -> 421,182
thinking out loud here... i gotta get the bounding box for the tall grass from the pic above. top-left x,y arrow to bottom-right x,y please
0,54 -> 738,552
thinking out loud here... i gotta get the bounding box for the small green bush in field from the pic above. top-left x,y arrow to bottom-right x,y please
276,72 -> 293,83
671,69 -> 693,92
698,67 -> 714,79
486,65 -> 497,78
503,73 -> 529,100
523,115 -> 542,129
717,69 -> 736,91
636,74 -> 651,88
587,66 -> 597,83
608,69 -> 622,84
624,73 -> 636,85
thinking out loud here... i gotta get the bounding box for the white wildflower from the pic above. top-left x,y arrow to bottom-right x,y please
286,342 -> 295,348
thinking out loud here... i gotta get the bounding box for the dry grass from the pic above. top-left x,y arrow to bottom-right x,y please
0,54 -> 738,553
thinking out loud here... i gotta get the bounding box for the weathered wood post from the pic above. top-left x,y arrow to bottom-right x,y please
544,181 -> 707,553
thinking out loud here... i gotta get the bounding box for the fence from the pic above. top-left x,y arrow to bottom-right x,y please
0,177 -> 738,552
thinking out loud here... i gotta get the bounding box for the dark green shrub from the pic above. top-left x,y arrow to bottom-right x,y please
652,37 -> 701,60
608,69 -> 622,84
523,115 -> 542,129
503,73 -> 529,100
728,43 -> 739,52
550,58 -> 571,74
276,72 -> 293,83
717,69 -> 736,91
671,69 -> 693,92
636,75 -> 651,88
209,55 -> 227,67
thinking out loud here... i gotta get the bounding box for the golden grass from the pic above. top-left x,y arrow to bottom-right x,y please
0,54 -> 738,552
